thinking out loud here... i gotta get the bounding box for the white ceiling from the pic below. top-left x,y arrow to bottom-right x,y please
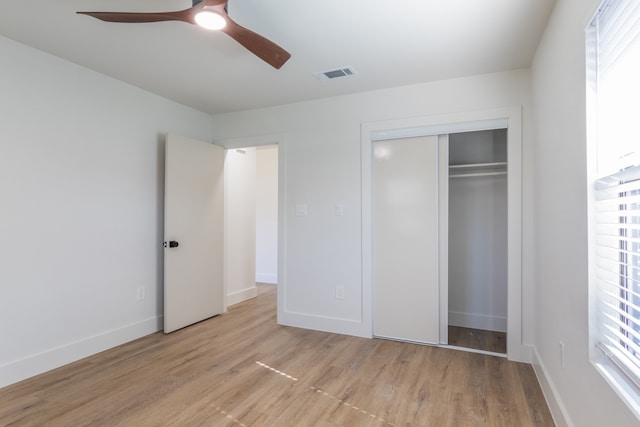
0,0 -> 556,115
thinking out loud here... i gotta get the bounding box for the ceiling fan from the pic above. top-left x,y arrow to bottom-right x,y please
77,0 -> 291,69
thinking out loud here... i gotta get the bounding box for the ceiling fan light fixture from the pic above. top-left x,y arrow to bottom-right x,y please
76,1 -> 291,69
194,11 -> 226,30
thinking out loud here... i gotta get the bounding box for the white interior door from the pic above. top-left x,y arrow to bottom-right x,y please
164,134 -> 224,333
373,135 -> 440,344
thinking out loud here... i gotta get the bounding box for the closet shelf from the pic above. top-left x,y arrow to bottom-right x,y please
449,162 -> 507,179
449,161 -> 507,169
450,171 -> 507,178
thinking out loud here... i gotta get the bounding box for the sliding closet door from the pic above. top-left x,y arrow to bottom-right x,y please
373,136 -> 440,344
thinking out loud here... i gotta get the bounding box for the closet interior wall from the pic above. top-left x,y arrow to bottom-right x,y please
448,129 -> 508,336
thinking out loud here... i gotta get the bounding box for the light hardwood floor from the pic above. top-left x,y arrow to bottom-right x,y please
0,284 -> 554,426
448,326 -> 507,354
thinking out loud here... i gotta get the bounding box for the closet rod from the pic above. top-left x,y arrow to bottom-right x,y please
449,171 -> 508,179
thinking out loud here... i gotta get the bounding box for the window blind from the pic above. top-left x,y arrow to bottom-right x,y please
594,165 -> 640,389
597,0 -> 640,76
594,0 -> 640,174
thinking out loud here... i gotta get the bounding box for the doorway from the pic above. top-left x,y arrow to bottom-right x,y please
223,144 -> 279,309
447,129 -> 507,354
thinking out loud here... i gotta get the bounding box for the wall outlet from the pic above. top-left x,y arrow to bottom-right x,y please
335,286 -> 344,299
136,286 -> 146,301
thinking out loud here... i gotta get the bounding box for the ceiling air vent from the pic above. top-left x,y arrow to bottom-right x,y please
313,66 -> 358,81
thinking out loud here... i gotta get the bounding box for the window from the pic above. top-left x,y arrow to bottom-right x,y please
588,0 -> 640,417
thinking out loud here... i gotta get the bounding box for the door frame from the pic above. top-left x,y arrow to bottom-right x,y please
361,107 -> 526,362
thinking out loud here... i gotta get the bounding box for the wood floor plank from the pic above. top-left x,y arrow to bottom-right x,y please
0,284 -> 554,426
448,325 -> 507,354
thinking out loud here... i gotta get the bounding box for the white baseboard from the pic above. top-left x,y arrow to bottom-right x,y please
449,310 -> 507,332
0,315 -> 162,389
227,286 -> 258,306
514,343 -> 534,363
256,273 -> 277,284
532,347 -> 572,427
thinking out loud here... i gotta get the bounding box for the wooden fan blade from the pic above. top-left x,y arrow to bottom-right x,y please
78,1 -> 292,69
221,18 -> 291,69
202,0 -> 228,6
77,10 -> 195,24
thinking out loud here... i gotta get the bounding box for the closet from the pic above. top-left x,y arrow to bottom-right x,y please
447,129 -> 507,354
372,127 -> 508,355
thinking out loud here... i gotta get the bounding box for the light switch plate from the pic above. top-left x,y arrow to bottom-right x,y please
295,204 -> 307,216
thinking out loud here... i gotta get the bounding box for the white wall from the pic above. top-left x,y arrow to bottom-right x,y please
531,0 -> 638,425
256,146 -> 278,284
224,148 -> 257,306
0,36 -> 213,387
211,69 -> 534,339
448,175 -> 507,332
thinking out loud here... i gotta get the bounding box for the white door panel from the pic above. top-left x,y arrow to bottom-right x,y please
164,134 -> 224,333
373,136 -> 440,344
